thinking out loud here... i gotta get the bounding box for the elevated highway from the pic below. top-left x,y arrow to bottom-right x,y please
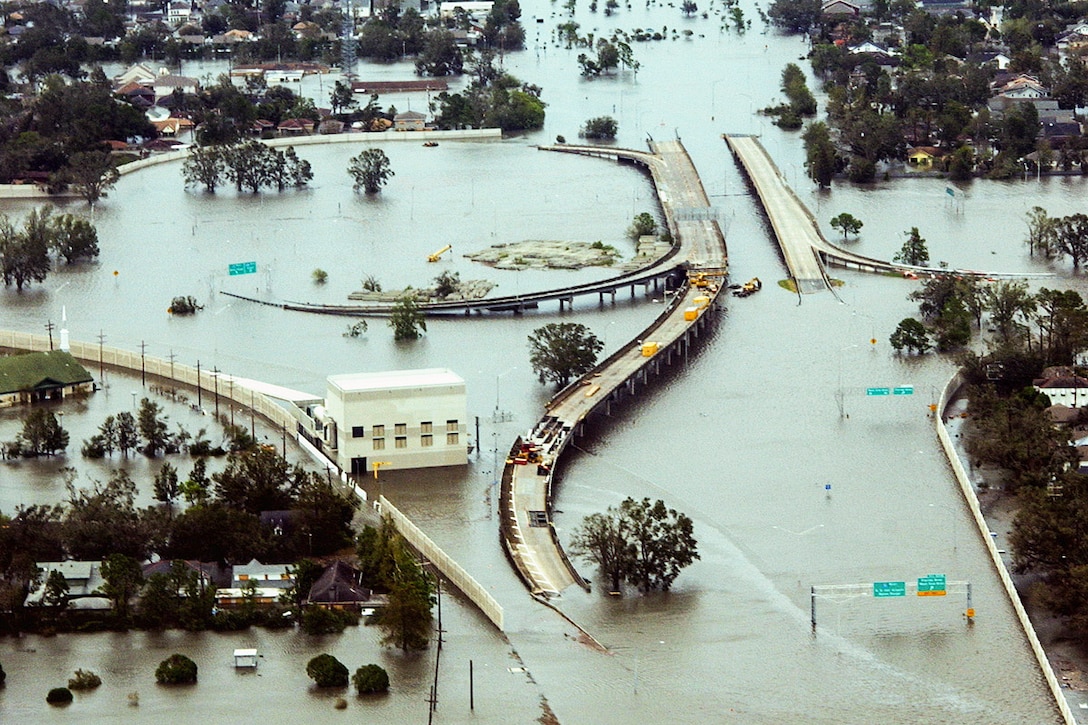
500,139 -> 729,596
724,135 -> 1047,292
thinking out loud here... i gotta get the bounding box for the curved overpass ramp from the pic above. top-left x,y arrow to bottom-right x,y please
501,139 -> 729,597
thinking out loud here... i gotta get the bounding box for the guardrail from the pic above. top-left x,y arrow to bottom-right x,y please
935,373 -> 1075,724
380,495 -> 504,631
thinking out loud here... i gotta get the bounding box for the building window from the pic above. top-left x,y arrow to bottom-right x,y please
372,424 -> 385,437
395,436 -> 407,449
395,423 -> 407,435
446,419 -> 458,432
447,432 -> 459,445
373,438 -> 385,450
422,434 -> 433,447
421,421 -> 433,433
351,426 -> 364,438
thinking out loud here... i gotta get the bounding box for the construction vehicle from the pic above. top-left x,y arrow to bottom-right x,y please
690,272 -> 711,288
732,277 -> 762,298
427,245 -> 452,262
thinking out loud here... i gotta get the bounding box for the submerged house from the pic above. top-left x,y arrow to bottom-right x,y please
0,350 -> 94,408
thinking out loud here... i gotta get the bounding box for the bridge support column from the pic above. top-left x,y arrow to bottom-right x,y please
610,290 -> 616,304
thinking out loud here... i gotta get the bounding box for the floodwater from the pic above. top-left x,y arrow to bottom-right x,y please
3,0 -> 1088,721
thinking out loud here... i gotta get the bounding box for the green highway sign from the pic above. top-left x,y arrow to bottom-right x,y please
893,386 -> 914,396
917,574 -> 947,597
866,387 -> 891,396
873,581 -> 906,597
229,261 -> 257,276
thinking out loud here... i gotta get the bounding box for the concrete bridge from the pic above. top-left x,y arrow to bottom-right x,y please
724,134 -> 1047,292
500,139 -> 729,597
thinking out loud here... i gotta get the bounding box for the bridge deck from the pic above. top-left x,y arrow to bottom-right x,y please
725,135 -> 830,294
502,139 -> 728,597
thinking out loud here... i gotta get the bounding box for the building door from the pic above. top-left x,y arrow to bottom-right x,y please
351,457 -> 367,475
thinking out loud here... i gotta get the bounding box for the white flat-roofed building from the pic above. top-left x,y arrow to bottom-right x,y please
439,0 -> 494,17
324,368 -> 467,475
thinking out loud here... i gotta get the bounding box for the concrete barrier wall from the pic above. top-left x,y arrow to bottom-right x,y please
936,373 -> 1075,725
379,495 -> 504,632
0,329 -> 299,433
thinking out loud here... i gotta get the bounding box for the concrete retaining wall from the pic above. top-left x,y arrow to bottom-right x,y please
936,373 -> 1075,725
379,495 -> 504,632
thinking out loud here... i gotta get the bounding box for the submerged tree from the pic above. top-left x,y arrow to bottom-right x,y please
348,148 -> 394,194
894,227 -> 930,267
389,295 -> 426,341
528,322 -> 603,386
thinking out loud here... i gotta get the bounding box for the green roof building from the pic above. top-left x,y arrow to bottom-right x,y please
0,350 -> 95,408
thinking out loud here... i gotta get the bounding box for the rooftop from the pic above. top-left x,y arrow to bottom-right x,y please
0,350 -> 93,395
328,368 -> 464,393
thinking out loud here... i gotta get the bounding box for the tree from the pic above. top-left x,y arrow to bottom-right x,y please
377,548 -> 434,651
306,654 -> 348,687
353,664 -> 390,694
51,214 -> 99,265
433,270 -> 460,299
348,148 -> 394,194
389,295 -> 426,341
138,397 -> 169,456
99,553 -> 144,618
67,669 -> 101,690
0,213 -> 51,291
64,470 -> 152,560
329,80 -> 357,114
115,411 -> 139,457
292,473 -> 355,556
983,280 -> 1035,345
894,227 -> 930,266
16,408 -> 69,457
213,446 -> 299,514
155,653 -> 197,684
415,29 -> 464,77
46,687 -> 73,704
182,145 -> 226,193
768,0 -> 822,32
528,322 -> 603,386
802,121 -> 837,188
43,569 -> 70,609
1025,206 -> 1058,258
153,462 -> 180,507
621,497 -> 699,592
180,458 -> 210,505
65,150 -> 118,206
570,497 -> 699,593
628,212 -> 657,239
569,510 -> 632,592
829,213 -> 863,241
1054,213 -> 1088,269
581,116 -> 617,140
224,140 -> 275,193
889,318 -> 930,354
681,0 -> 698,15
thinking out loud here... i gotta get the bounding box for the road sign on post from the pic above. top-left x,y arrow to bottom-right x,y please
866,387 -> 891,396
873,581 -> 906,597
893,386 -> 914,396
229,261 -> 257,276
917,574 -> 947,596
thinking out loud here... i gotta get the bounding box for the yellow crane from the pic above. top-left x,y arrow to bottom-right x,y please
427,245 -> 452,262
372,461 -> 393,480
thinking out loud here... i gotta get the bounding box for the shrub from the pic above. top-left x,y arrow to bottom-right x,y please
353,664 -> 390,694
312,268 -> 328,284
68,669 -> 102,690
306,653 -> 349,688
301,606 -> 358,635
47,687 -> 73,704
168,296 -> 202,315
155,654 -> 198,684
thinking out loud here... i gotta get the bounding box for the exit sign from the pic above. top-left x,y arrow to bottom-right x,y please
229,261 -> 257,276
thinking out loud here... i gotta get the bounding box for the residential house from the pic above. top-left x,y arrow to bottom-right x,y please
306,561 -> 378,610
820,0 -> 860,17
277,117 -> 314,134
25,561 -> 110,610
167,0 -> 193,26
439,0 -> 494,18
1035,374 -> 1088,408
320,368 -> 468,475
215,560 -> 294,607
152,73 -> 200,101
114,62 -> 157,88
0,350 -> 94,408
394,110 -> 427,131
1056,23 -> 1088,60
906,146 -> 943,168
141,559 -> 228,588
1041,118 -> 1082,146
966,51 -> 1011,70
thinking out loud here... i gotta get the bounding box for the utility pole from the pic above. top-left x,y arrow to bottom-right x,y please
212,367 -> 220,418
96,330 -> 106,381
167,350 -> 176,397
45,320 -> 54,350
139,340 -> 147,386
196,360 -> 202,409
